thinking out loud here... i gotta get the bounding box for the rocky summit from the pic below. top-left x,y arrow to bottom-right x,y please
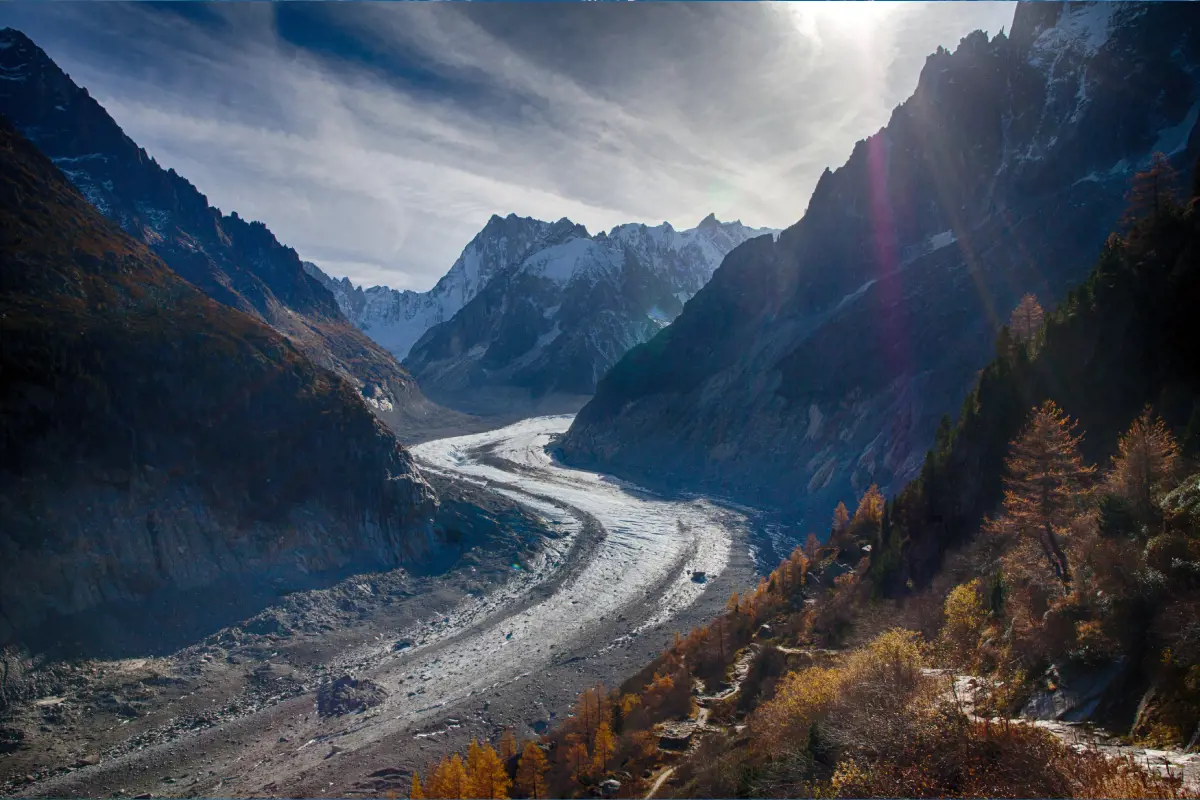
559,1 -> 1200,524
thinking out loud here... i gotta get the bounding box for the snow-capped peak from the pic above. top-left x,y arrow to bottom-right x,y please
314,212 -> 777,363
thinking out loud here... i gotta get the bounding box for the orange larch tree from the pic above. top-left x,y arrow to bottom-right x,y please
991,401 -> 1094,585
1107,407 -> 1181,529
1009,294 -> 1044,344
516,742 -> 549,799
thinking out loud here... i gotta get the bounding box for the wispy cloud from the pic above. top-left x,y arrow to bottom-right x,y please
0,2 -> 1014,290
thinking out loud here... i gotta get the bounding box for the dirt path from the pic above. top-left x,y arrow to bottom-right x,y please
643,766 -> 675,799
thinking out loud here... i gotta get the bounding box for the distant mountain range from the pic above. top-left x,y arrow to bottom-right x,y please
559,1 -> 1200,525
303,214 -> 588,361
308,213 -> 775,410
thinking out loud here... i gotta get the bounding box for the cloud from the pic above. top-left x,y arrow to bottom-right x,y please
0,2 -> 1014,290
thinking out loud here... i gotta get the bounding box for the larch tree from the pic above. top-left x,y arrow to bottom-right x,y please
575,685 -> 605,744
565,739 -> 591,784
832,502 -> 851,536
804,532 -> 822,562
1009,294 -> 1044,344
1108,408 -> 1181,529
726,591 -> 741,615
1124,151 -> 1180,225
850,484 -> 885,538
423,759 -> 445,799
466,739 -> 484,793
468,742 -> 510,799
591,720 -> 616,776
431,754 -> 469,800
499,729 -> 517,762
515,742 -> 549,799
992,401 -> 1094,585
410,772 -> 424,800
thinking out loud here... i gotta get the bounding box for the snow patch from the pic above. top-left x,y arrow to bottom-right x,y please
1151,99 -> 1200,157
1030,2 -> 1119,65
928,230 -> 957,251
833,278 -> 878,313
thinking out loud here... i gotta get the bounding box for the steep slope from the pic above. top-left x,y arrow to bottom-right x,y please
560,1 -> 1200,523
0,28 -> 430,423
0,115 -> 438,646
303,214 -> 585,361
403,214 -> 775,408
882,168 -> 1200,592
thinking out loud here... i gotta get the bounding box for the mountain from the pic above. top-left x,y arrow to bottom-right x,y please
0,28 -> 431,424
401,214 -> 776,409
302,214 -> 588,361
0,115 -> 441,648
559,1 -> 1200,525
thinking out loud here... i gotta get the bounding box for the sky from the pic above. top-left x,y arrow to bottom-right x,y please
1,2 -> 1015,291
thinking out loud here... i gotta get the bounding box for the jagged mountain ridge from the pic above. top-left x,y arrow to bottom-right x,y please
401,212 -> 777,404
560,1 -> 1200,524
0,116 -> 438,646
0,28 -> 431,421
303,214 -> 588,361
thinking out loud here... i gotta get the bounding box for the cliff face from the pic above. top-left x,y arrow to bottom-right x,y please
0,28 -> 432,425
0,116 -> 438,646
560,2 -> 1200,523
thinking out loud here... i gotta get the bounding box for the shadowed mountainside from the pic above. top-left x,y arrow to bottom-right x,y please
0,115 -> 442,650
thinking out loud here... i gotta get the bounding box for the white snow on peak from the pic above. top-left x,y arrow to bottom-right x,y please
519,236 -> 604,284
1029,2 -> 1120,65
313,214 -> 777,363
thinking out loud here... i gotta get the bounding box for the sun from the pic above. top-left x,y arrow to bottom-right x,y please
787,1 -> 902,43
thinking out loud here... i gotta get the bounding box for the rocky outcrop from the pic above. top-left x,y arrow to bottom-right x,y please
0,28 -> 432,426
560,2 -> 1200,523
403,215 -> 775,406
0,116 -> 438,646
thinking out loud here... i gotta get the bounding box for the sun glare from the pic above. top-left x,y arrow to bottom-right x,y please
788,1 -> 902,43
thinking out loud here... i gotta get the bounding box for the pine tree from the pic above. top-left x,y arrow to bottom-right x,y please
1009,294 -> 1044,344
991,401 -> 1094,585
515,742 -> 549,799
1107,407 -> 1181,530
410,772 -> 424,800
499,728 -> 517,762
591,720 -> 616,776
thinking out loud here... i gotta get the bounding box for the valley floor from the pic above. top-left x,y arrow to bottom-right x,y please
0,416 -> 759,798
